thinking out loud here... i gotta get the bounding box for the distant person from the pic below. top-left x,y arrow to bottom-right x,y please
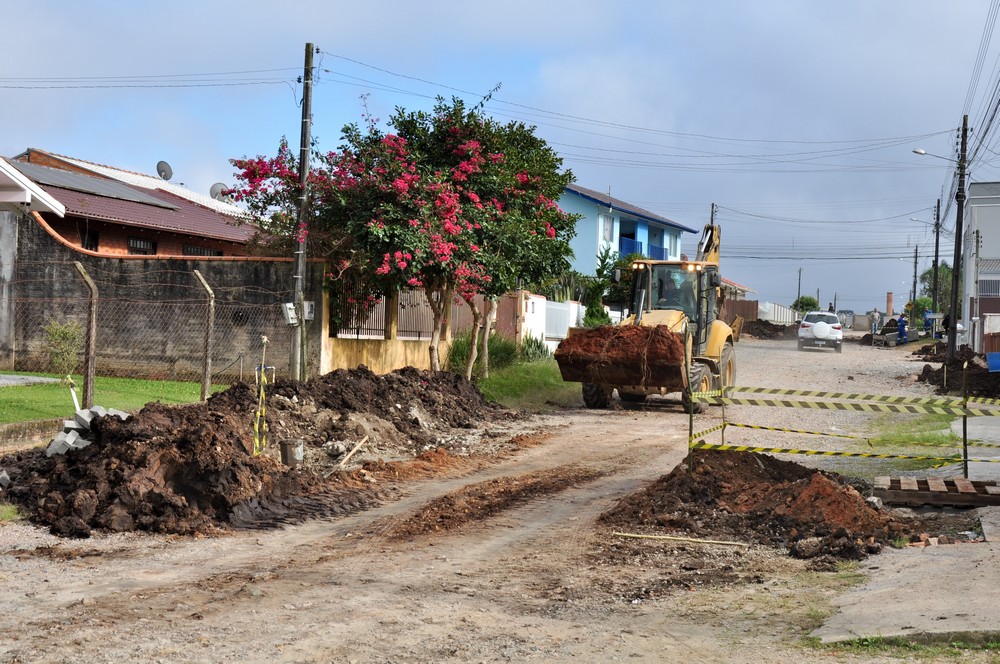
828,302 -> 834,312
871,307 -> 881,334
898,313 -> 908,344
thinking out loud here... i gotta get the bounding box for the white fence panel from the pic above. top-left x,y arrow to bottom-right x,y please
759,301 -> 797,325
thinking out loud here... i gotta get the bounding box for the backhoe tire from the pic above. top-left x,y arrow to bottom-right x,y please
582,383 -> 612,409
719,342 -> 736,389
683,365 -> 711,414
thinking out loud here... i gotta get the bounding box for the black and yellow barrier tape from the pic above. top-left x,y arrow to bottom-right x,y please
723,422 -> 862,439
722,386 -> 1000,408
688,423 -> 727,442
691,396 -> 1000,417
689,441 -> 1000,463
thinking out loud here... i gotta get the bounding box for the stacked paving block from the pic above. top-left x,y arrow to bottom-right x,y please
45,406 -> 131,458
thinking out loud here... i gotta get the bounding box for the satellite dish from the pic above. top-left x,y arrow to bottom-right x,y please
156,160 -> 173,181
209,182 -> 230,201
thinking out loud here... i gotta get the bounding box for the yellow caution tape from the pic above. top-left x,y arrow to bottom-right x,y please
724,422 -> 862,439
695,396 -> 1000,417
689,441 -> 1000,463
252,336 -> 269,457
725,386 -> 1000,408
689,423 -> 727,442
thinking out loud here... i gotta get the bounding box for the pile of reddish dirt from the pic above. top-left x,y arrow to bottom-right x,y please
0,367 -> 508,538
554,325 -> 686,387
555,325 -> 685,364
741,320 -> 797,340
600,449 -> 904,560
917,346 -> 1000,397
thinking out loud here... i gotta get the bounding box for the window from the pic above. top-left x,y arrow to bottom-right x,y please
981,278 -> 1000,298
127,237 -> 157,255
183,245 -> 223,257
80,230 -> 99,251
600,213 -> 613,242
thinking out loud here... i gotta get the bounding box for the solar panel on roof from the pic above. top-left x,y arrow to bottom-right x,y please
10,161 -> 178,210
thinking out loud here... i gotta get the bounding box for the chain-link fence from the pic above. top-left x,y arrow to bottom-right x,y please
10,260 -> 294,385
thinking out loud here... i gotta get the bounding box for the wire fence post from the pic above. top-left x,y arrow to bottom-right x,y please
192,270 -> 215,401
72,261 -> 97,409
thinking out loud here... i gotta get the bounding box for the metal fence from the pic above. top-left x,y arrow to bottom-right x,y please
9,260 -> 293,384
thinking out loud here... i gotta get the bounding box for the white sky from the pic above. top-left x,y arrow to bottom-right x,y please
4,0 -> 999,312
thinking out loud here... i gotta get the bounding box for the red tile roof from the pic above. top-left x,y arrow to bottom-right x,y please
40,184 -> 254,243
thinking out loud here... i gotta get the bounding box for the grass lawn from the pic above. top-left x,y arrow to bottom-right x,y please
0,373 -> 225,425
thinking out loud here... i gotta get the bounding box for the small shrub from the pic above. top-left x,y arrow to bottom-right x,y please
520,335 -> 550,362
42,320 -> 83,379
446,330 -> 519,375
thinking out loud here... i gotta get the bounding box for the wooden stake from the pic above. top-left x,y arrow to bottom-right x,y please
612,531 -> 749,548
338,435 -> 370,468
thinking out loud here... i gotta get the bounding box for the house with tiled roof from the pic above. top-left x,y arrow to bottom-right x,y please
10,149 -> 252,257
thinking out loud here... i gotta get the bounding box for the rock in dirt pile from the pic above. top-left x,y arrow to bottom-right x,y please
0,367 -> 507,537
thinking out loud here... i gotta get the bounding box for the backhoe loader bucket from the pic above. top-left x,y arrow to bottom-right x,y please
553,325 -> 688,390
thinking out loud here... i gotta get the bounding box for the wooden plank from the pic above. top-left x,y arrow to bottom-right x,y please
954,478 -> 977,494
874,476 -> 891,490
926,477 -> 948,493
900,477 -> 919,491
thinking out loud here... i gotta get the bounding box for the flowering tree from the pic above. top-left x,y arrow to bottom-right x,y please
231,97 -> 577,376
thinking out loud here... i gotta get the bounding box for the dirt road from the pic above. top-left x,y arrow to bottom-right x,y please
0,337 -> 973,663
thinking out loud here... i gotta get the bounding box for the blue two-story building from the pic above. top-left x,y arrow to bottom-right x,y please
559,183 -> 698,275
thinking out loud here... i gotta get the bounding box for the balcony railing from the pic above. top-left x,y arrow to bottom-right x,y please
619,237 -> 643,256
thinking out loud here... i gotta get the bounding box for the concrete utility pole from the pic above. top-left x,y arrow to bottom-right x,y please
947,115 -> 969,364
911,244 -> 918,308
290,42 -> 314,381
931,198 -> 941,314
797,268 -> 802,303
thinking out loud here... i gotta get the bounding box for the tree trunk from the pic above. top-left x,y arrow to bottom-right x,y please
425,285 -> 451,372
464,297 -> 483,381
478,297 -> 497,380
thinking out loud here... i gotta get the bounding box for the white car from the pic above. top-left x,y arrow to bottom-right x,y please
797,311 -> 843,353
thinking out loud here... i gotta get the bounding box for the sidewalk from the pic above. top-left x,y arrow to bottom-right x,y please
811,415 -> 1000,644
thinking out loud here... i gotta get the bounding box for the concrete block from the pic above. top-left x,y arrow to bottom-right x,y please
107,408 -> 130,421
74,409 -> 95,430
64,419 -> 86,434
0,469 -> 9,489
46,433 -> 71,457
68,436 -> 92,450
90,405 -> 108,418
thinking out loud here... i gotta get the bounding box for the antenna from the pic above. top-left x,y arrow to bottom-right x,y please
156,160 -> 173,181
209,183 -> 230,201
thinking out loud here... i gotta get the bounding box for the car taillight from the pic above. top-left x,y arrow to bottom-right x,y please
800,322 -> 811,329
833,324 -> 842,330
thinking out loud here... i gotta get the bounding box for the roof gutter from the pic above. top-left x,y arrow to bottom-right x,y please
0,157 -> 65,217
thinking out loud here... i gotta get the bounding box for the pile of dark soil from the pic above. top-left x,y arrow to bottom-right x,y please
917,346 -> 1000,397
600,449 -> 907,560
741,319 -> 796,340
0,367 -> 506,537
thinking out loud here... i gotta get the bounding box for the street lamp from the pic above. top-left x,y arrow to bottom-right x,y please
913,114 -> 968,363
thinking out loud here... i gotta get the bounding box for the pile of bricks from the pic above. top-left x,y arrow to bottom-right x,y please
45,405 -> 131,457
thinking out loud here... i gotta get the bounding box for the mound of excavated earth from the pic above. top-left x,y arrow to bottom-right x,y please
740,319 -> 797,340
0,367 -> 507,538
600,449 -> 905,560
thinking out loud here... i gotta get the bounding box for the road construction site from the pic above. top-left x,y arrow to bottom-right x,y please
2,332 -> 1000,663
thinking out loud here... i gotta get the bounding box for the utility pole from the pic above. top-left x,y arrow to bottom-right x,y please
290,42 -> 314,381
947,115 -> 968,364
911,244 -> 918,310
797,268 -> 802,303
932,198 -> 941,314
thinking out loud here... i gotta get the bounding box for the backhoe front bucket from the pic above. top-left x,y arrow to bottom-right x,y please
553,324 -> 687,390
